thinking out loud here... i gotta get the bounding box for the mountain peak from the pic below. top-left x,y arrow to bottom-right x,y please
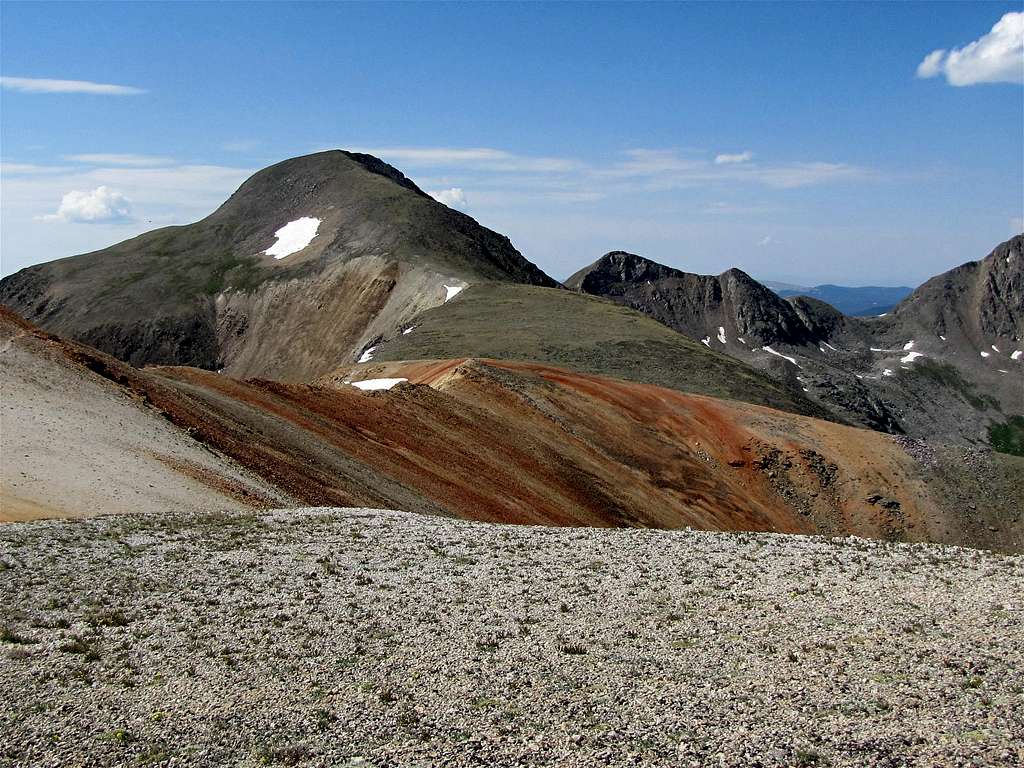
0,150 -> 557,378
568,251 -> 814,347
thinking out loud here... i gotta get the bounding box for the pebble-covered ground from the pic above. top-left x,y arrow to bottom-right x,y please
1,508 -> 1022,768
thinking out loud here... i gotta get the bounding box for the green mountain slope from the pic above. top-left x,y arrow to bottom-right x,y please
370,282 -> 836,419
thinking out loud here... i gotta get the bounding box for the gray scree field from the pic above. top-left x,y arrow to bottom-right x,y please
1,508 -> 1021,767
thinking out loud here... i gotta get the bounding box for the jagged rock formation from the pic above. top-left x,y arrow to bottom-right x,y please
565,241 -> 1023,445
884,234 -> 1023,349
566,251 -> 815,348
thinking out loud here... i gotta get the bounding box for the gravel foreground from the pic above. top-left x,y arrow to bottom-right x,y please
1,508 -> 1022,768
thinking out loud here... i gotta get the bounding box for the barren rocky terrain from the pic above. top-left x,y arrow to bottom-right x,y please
2,507 -> 1021,767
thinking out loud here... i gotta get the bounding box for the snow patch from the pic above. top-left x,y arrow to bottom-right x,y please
900,351 -> 924,364
351,378 -> 408,391
822,341 -> 839,352
878,313 -> 888,317
402,326 -> 417,335
939,335 -> 946,341
737,337 -> 746,345
991,345 -> 1000,353
903,340 -> 915,351
357,346 -> 377,364
998,369 -> 1009,374
717,326 -> 727,344
443,285 -> 465,302
701,337 -> 711,347
980,351 -> 990,358
882,369 -> 894,377
762,346 -> 799,366
1012,350 -> 1022,360
266,217 -> 321,259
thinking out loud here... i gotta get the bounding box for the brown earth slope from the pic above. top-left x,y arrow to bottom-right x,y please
3,310 -> 1019,550
0,308 -> 289,521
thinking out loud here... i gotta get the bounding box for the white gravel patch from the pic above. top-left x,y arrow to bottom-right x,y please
1,508 -> 1020,767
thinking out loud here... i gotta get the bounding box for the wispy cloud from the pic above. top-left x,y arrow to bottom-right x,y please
601,149 -> 867,190
715,151 -> 754,165
64,154 -> 175,167
37,186 -> 133,223
1,162 -> 75,176
346,146 -> 580,173
1,76 -> 147,95
917,12 -> 1023,86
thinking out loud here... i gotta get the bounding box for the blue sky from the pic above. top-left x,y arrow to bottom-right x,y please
2,1 -> 1022,285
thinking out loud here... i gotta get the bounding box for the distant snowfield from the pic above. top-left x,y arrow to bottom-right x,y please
351,378 -> 408,391
444,285 -> 465,302
358,346 -> 377,364
266,217 -> 321,259
900,351 -> 924,364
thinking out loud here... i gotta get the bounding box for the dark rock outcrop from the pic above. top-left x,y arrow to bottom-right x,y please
566,251 -> 816,348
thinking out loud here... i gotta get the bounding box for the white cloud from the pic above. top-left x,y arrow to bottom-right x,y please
4,162 -> 253,274
715,151 -> 754,165
0,76 -> 146,95
428,187 -> 468,208
916,12 -> 1024,86
63,154 -> 174,167
758,234 -> 774,247
38,186 -> 133,223
916,50 -> 946,79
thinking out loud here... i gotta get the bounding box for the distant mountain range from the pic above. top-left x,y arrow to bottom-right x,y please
1,149 -> 1020,549
762,281 -> 914,316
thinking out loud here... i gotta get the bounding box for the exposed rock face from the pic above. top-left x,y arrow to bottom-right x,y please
566,251 -> 815,347
0,150 -> 557,380
888,234 -> 1023,346
566,243 -> 1023,445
